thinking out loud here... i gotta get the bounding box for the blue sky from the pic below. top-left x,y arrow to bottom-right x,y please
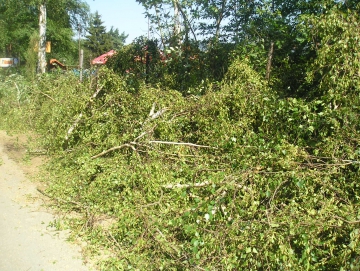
85,0 -> 149,43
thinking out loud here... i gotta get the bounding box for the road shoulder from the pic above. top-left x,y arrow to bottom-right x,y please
0,130 -> 93,271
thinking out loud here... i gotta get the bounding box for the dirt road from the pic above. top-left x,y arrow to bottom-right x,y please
0,131 -> 93,271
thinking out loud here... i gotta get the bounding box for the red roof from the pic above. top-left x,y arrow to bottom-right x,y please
91,50 -> 116,65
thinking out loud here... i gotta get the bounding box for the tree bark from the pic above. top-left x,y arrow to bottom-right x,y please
266,41 -> 274,81
176,3 -> 197,42
37,3 -> 47,74
173,0 -> 181,45
154,4 -> 166,49
215,0 -> 228,41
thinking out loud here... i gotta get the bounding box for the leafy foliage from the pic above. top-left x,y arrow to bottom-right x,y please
108,27 -> 128,51
84,11 -> 128,58
1,1 -> 360,270
305,5 -> 360,102
2,55 -> 359,270
0,0 -> 89,65
106,37 -> 234,95
84,11 -> 111,57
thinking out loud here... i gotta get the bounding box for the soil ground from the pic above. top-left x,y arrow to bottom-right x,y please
0,130 -> 95,271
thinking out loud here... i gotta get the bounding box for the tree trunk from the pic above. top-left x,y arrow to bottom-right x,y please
266,41 -> 274,81
37,3 -> 47,74
177,3 -> 197,42
173,0 -> 181,45
154,4 -> 166,49
215,0 -> 227,41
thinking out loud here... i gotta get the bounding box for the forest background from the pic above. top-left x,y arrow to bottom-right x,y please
0,0 -> 360,270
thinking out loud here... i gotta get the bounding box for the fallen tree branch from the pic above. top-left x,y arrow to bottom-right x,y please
155,228 -> 181,255
163,179 -> 248,190
297,160 -> 358,169
149,140 -> 215,149
26,149 -> 47,155
65,113 -> 83,141
149,102 -> 156,117
133,131 -> 148,142
65,85 -> 103,141
151,108 -> 168,120
143,102 -> 168,128
163,181 -> 211,189
333,215 -> 360,224
14,82 -> 21,108
37,91 -> 56,103
91,143 -> 136,159
36,188 -> 85,210
269,180 -> 289,207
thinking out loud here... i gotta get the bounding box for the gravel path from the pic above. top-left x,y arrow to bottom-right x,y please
0,131 -> 92,271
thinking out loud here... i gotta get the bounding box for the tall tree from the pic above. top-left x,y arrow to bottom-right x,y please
136,0 -> 197,47
194,0 -> 230,41
0,0 -> 89,68
172,0 -> 181,45
108,26 -> 128,50
0,0 -> 38,58
37,2 -> 46,74
84,11 -> 112,56
47,0 -> 89,64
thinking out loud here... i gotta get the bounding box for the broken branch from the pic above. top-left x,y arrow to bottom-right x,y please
65,85 -> 103,141
149,140 -> 215,149
163,181 -> 211,189
91,143 -> 136,159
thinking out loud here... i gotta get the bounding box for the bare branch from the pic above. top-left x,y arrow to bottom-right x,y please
65,113 -> 83,141
38,91 -> 56,103
91,144 -> 136,159
163,181 -> 211,189
151,108 -> 168,119
142,103 -> 168,128
65,86 -> 103,142
155,228 -> 180,254
163,180 -> 246,190
133,132 -> 148,142
269,180 -> 289,207
333,215 -> 360,224
149,102 -> 156,117
149,140 -> 215,149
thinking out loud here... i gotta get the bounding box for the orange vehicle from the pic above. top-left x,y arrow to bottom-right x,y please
49,58 -> 67,70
